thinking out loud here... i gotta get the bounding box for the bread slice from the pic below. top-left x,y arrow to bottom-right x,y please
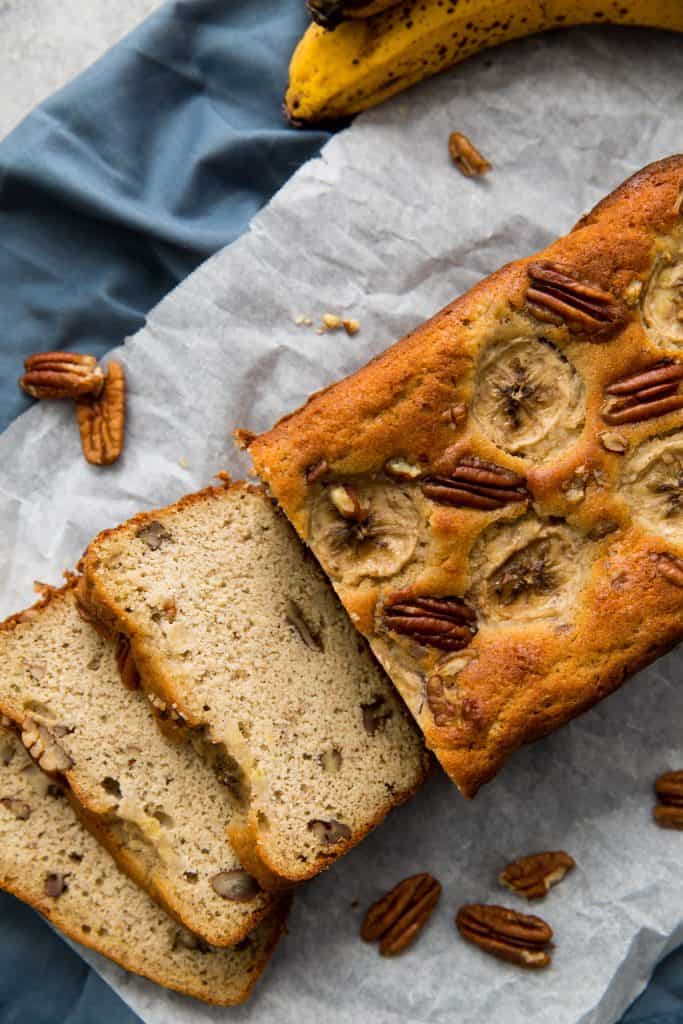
80,482 -> 429,889
0,583 -> 277,945
246,156 -> 683,798
0,723 -> 287,1005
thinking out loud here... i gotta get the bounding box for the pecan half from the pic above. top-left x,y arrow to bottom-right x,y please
448,132 -> 492,177
656,552 -> 683,588
499,851 -> 575,900
76,361 -> 125,466
456,904 -> 553,968
654,769 -> 683,830
526,261 -> 627,338
115,634 -> 140,691
361,874 -> 441,956
602,360 -> 683,425
385,595 -> 477,652
422,457 -> 527,511
20,352 -> 104,400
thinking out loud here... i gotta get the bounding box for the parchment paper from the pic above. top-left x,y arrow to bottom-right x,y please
1,23 -> 682,1024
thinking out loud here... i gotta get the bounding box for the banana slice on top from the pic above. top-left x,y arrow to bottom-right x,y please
471,336 -> 585,461
309,482 -> 419,584
642,255 -> 683,349
620,432 -> 683,543
468,512 -> 591,623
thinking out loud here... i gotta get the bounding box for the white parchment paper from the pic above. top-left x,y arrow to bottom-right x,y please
2,23 -> 683,1024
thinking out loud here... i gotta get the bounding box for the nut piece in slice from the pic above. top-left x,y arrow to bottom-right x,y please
309,482 -> 419,584
468,513 -> 592,625
642,253 -> 683,349
361,873 -> 441,956
456,903 -> 553,968
620,432 -> 683,543
471,336 -> 585,461
499,851 -> 575,900
654,769 -> 683,830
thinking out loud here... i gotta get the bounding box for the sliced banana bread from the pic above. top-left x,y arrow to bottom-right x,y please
80,482 -> 429,889
0,723 -> 287,1005
0,583 -> 276,945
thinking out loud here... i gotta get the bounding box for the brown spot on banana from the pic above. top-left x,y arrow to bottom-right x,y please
286,0 -> 683,126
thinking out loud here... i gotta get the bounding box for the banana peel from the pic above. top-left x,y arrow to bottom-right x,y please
307,1 -> 401,30
287,0 -> 683,125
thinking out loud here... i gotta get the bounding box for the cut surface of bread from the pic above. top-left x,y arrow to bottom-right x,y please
247,156 -> 683,797
0,584 -> 275,944
0,724 -> 287,1006
80,483 -> 429,889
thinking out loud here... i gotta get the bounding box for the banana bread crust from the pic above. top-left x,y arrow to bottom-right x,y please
247,156 -> 683,796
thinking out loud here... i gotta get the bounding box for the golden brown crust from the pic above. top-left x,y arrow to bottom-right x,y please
80,481 -> 431,887
248,157 -> 683,797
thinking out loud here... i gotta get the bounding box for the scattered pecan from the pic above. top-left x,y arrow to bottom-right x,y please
422,457 -> 527,511
602,360 -> 683,425
448,132 -> 492,177
115,634 -> 140,690
654,770 -> 683,830
76,361 -> 126,466
385,595 -> 477,652
285,598 -> 323,651
20,352 -> 104,400
526,261 -> 627,338
361,874 -> 441,956
305,458 -> 329,484
656,552 -> 683,588
456,903 -> 553,968
499,851 -> 575,900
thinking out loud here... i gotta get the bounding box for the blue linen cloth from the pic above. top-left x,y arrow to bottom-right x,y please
0,2 -> 680,1021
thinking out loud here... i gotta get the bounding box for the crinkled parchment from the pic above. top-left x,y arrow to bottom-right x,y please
1,24 -> 682,1024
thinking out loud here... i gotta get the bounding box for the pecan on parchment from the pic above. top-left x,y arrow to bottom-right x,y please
384,595 -> 477,652
656,552 -> 683,589
361,873 -> 441,956
20,352 -> 104,400
76,361 -> 126,466
602,360 -> 683,425
456,903 -> 553,968
422,457 -> 528,511
499,851 -> 575,900
654,770 -> 683,830
448,132 -> 492,177
526,261 -> 627,338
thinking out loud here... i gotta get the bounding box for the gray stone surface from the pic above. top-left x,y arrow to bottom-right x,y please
0,0 -> 161,139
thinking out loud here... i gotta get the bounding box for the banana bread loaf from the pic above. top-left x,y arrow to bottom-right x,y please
246,156 -> 683,797
0,583 -> 276,944
80,482 -> 429,888
0,723 -> 287,1005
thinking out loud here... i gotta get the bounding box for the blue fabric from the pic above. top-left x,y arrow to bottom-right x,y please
0,2 -> 680,1022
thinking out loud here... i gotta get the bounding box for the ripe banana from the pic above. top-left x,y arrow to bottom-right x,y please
286,0 -> 683,125
307,1 -> 400,30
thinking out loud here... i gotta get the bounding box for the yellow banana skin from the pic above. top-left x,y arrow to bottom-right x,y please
308,0 -> 401,29
287,0 -> 683,125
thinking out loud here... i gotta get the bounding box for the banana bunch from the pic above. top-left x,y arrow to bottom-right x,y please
288,0 -> 683,125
